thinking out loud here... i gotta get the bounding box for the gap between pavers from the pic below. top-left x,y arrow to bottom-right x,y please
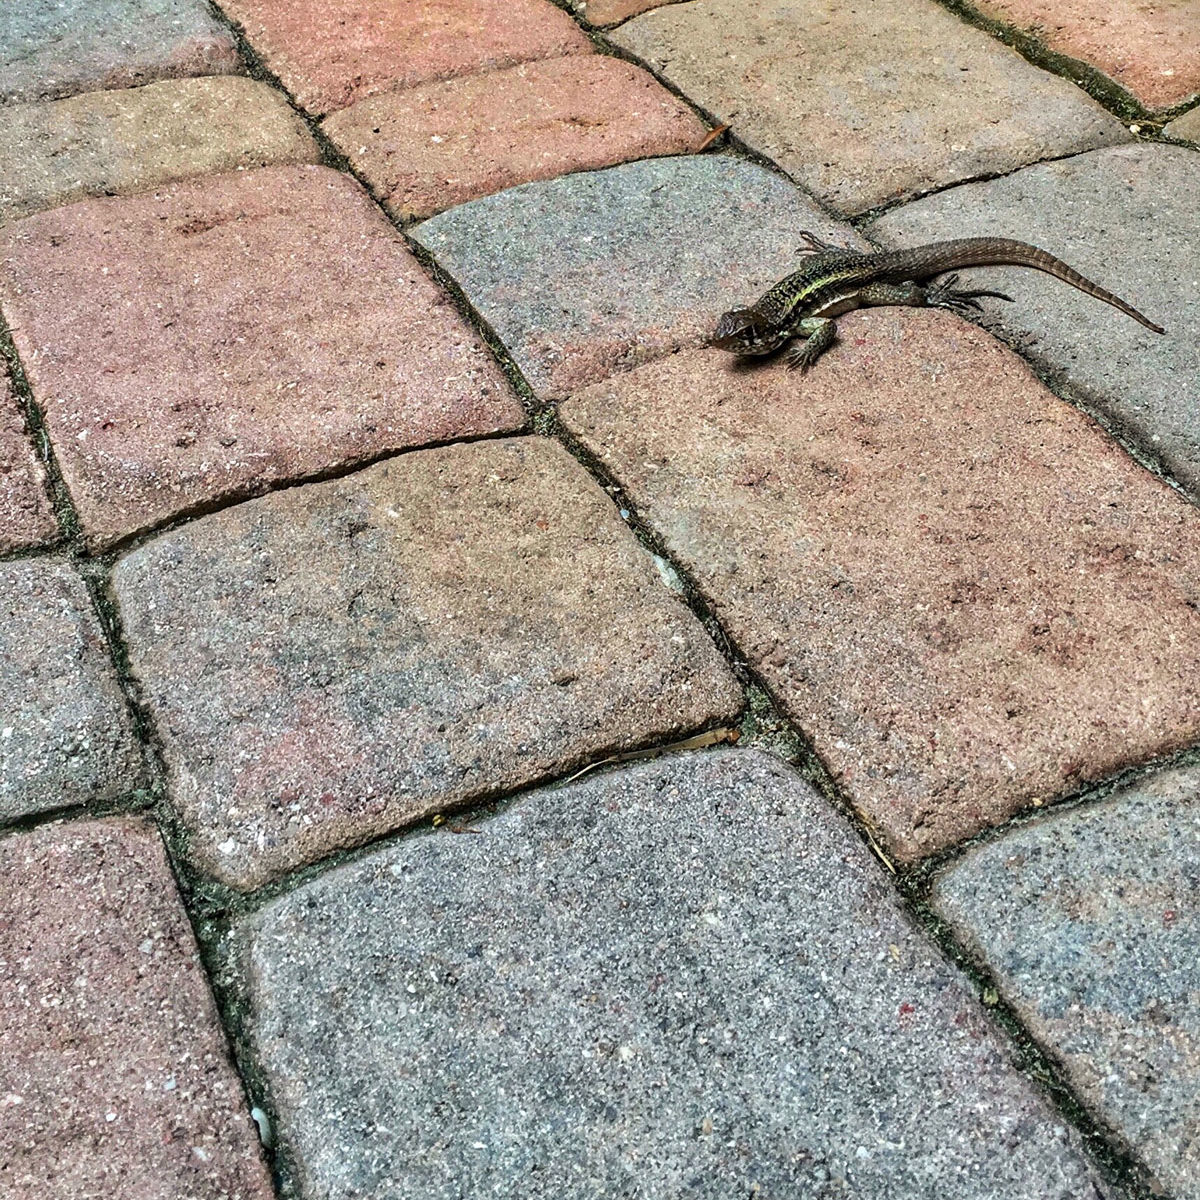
0,163 -> 525,552
0,373 -> 56,553
111,436 -> 742,891
560,311 -> 1200,862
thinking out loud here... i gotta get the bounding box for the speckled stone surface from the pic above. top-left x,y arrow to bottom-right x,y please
237,749 -> 1107,1200
0,0 -> 242,105
113,438 -> 741,891
611,0 -> 1130,215
322,56 -> 709,222
220,0 -> 593,116
0,164 -> 524,550
0,559 -> 141,822
1165,105 -> 1200,141
0,77 -> 319,226
869,144 -> 1200,496
410,156 -> 868,399
971,0 -> 1200,110
560,314 -> 1200,862
933,764 -> 1200,1199
571,0 -> 687,25
0,818 -> 273,1200
0,376 -> 56,553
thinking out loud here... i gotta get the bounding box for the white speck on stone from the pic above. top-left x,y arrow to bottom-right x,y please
192,1146 -> 212,1162
217,839 -> 238,854
139,938 -> 154,955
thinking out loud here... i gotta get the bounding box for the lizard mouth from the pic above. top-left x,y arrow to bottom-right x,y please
712,308 -> 762,352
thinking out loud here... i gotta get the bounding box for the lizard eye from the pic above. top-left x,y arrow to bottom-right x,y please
713,308 -> 760,350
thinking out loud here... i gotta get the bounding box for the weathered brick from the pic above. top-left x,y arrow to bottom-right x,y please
0,376 -> 56,553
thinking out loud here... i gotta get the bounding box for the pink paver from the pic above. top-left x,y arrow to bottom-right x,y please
561,311 -> 1200,861
972,0 -> 1200,110
322,56 -> 710,222
0,164 -> 524,550
219,0 -> 594,116
0,375 -> 56,552
572,0 -> 688,25
0,818 -> 273,1200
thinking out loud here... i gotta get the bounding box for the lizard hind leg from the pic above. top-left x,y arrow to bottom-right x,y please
925,274 -> 1014,315
785,317 -> 837,372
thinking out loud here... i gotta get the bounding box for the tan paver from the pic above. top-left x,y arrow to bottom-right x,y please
0,77 -> 320,227
113,437 -> 742,891
1165,105 -> 1200,141
560,313 -> 1200,861
322,56 -> 709,222
0,818 -> 273,1200
220,0 -> 593,116
0,164 -> 524,550
972,0 -> 1200,110
0,376 -> 56,553
611,0 -> 1131,215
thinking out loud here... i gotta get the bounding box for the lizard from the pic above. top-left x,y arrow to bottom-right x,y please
712,231 -> 1165,372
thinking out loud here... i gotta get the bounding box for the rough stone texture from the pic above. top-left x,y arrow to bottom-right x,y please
0,77 -> 320,227
0,559 -> 141,822
933,765 -> 1200,1199
0,164 -> 524,551
0,376 -> 57,553
113,438 -> 741,891
238,749 -> 1108,1200
560,314 -> 1200,862
219,0 -> 593,116
0,0 -> 242,106
322,57 -> 709,223
1165,104 -> 1200,141
611,0 -> 1131,215
971,0 -> 1200,110
0,818 -> 273,1200
572,0 -> 687,25
411,156 -> 868,399
869,144 -> 1200,496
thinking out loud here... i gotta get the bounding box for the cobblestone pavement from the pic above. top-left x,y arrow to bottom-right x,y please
2,2 -> 1198,1197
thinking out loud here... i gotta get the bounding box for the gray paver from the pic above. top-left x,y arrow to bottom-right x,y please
1165,105 -> 1200,143
410,155 -> 868,399
0,375 -> 56,553
932,764 -> 1200,1199
0,77 -> 320,227
610,0 -> 1129,216
238,748 -> 1108,1200
0,0 -> 242,106
560,317 -> 1200,862
1,559 -> 141,822
113,437 -> 741,891
0,818 -> 273,1200
868,144 -> 1200,495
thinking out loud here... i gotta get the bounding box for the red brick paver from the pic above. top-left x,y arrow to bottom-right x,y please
322,56 -> 709,222
0,376 -> 55,553
220,0 -> 594,116
0,819 -> 273,1200
0,164 -> 524,550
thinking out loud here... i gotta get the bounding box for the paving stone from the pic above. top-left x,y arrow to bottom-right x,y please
0,376 -> 56,553
113,437 -> 741,891
571,0 -> 686,25
868,144 -> 1200,496
0,817 -> 272,1200
1,559 -> 142,823
237,748 -> 1108,1200
0,0 -> 242,106
220,0 -> 593,117
610,0 -> 1131,216
560,313 -> 1200,862
1165,104 -> 1200,142
932,764 -> 1200,1199
322,56 -> 709,223
971,0 -> 1200,110
0,164 -> 524,551
411,156 -> 868,399
0,77 -> 320,227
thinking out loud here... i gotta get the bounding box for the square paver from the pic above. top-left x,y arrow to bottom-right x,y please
220,0 -> 593,116
0,77 -> 320,227
410,156 -> 869,399
611,0 -> 1130,215
0,0 -> 242,106
321,56 -> 709,222
0,818 -> 273,1200
0,164 -> 524,550
868,145 -> 1199,496
0,375 -> 56,552
933,763 -> 1200,1199
237,749 -> 1108,1199
560,313 -> 1200,861
112,437 -> 742,891
1,559 -> 142,822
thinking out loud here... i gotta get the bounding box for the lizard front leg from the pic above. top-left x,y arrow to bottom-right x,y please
784,317 -> 837,372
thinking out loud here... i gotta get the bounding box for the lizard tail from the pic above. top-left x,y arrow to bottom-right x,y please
873,237 -> 1165,334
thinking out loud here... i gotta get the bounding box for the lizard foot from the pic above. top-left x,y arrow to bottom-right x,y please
927,275 -> 1014,315
797,229 -> 851,255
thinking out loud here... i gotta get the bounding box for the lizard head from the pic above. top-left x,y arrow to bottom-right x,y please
712,308 -> 782,356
